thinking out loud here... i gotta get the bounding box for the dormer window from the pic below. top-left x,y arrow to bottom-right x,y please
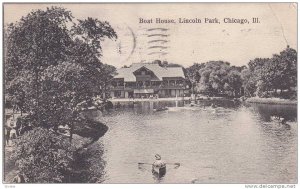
141,71 -> 146,75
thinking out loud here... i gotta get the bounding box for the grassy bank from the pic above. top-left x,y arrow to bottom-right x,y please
246,97 -> 297,105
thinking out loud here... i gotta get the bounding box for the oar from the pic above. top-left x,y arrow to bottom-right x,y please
138,162 -> 152,165
167,163 -> 180,166
168,163 -> 181,169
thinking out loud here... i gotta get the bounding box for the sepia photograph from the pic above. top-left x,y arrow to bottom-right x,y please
2,2 -> 298,186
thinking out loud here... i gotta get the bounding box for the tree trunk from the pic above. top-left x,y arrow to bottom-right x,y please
69,111 -> 76,143
103,82 -> 106,100
69,118 -> 74,143
69,125 -> 73,143
13,103 -> 15,119
35,68 -> 40,125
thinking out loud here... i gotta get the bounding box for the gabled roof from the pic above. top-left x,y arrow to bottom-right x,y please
132,66 -> 154,75
114,63 -> 185,82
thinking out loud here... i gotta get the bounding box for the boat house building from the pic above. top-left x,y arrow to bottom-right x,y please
110,63 -> 188,98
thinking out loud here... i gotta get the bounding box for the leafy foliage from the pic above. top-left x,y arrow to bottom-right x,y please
5,6 -> 116,183
186,61 -> 244,97
71,17 -> 117,57
186,47 -> 297,99
5,6 -> 74,116
5,7 -> 73,76
5,7 -> 117,129
242,47 -> 297,98
72,142 -> 106,183
10,127 -> 75,183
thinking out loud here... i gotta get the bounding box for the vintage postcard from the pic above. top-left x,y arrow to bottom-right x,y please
2,2 -> 297,186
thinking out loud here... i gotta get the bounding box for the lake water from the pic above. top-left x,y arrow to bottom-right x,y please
93,100 -> 297,184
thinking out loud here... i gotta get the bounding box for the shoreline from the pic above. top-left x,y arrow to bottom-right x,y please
109,96 -> 297,106
109,96 -> 231,102
246,97 -> 297,105
109,97 -> 189,102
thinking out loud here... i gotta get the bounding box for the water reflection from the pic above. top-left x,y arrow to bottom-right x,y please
248,103 -> 297,122
97,100 -> 297,183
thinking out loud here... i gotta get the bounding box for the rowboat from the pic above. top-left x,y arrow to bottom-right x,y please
152,165 -> 166,178
190,103 -> 199,107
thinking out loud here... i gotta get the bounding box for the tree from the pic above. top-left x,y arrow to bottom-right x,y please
70,18 -> 117,98
243,47 -> 297,98
71,17 -> 117,57
226,70 -> 242,97
272,47 -> 297,92
99,64 -> 117,99
5,6 -> 118,183
5,7 -> 117,129
197,69 -> 212,93
198,61 -> 231,95
10,127 -> 75,183
186,63 -> 205,82
5,7 -> 74,124
186,61 -> 244,97
39,62 -> 110,141
248,58 -> 269,71
241,69 -> 257,97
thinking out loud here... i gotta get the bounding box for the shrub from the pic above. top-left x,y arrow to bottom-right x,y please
10,127 -> 75,183
71,142 -> 106,183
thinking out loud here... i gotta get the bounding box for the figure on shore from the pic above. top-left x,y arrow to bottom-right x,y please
9,117 -> 17,140
12,171 -> 25,183
5,125 -> 11,146
5,116 -> 17,145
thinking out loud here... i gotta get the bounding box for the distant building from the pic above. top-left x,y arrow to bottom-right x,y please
110,63 -> 188,98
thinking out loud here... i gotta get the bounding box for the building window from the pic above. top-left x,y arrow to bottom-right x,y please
177,80 -> 184,86
162,81 -> 168,86
145,81 -> 150,87
137,81 -> 143,87
115,91 -> 121,98
169,80 -> 175,86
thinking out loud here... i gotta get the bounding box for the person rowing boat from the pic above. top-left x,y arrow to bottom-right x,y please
152,154 -> 166,177
138,155 -> 180,179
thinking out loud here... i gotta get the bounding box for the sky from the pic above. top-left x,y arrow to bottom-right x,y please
4,3 -> 297,68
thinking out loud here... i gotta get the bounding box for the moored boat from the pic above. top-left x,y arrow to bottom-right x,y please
154,107 -> 168,112
270,115 -> 283,121
270,116 -> 286,124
